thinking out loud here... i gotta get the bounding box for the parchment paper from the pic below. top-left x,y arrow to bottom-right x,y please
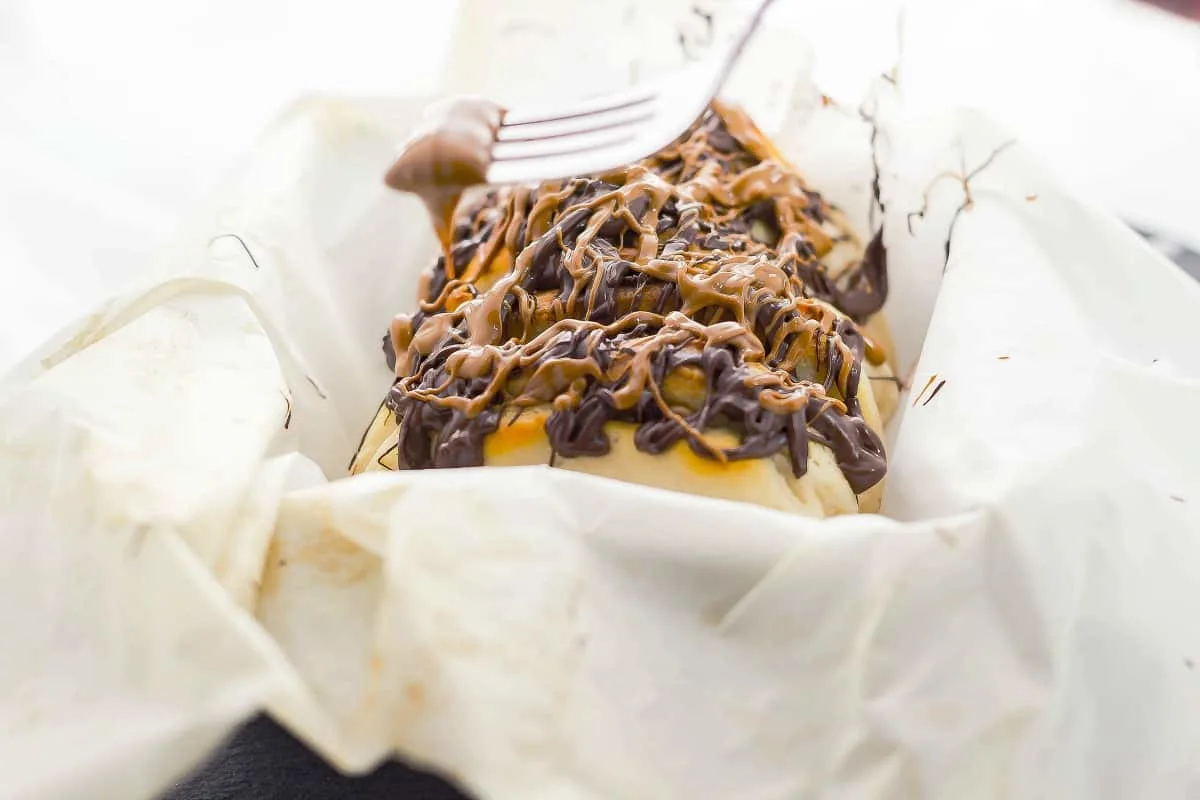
3,1 -> 1200,798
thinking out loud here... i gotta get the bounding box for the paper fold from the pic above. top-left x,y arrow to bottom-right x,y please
3,3 -> 1200,798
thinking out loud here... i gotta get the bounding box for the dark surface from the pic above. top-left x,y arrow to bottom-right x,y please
161,715 -> 471,800
1136,226 -> 1200,280
163,228 -> 1199,800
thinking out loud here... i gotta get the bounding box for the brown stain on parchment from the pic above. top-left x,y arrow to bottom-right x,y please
255,536 -> 289,611
935,528 -> 959,547
258,518 -> 377,610
292,526 -> 376,585
404,682 -> 426,709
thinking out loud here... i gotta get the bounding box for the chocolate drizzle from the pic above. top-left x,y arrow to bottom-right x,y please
381,101 -> 890,494
384,97 -> 504,248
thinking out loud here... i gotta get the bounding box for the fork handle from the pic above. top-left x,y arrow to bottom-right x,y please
712,0 -> 780,90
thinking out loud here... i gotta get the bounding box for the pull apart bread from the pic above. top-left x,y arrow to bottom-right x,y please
350,101 -> 899,517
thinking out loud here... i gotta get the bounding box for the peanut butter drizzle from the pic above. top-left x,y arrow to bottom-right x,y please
381,102 -> 890,493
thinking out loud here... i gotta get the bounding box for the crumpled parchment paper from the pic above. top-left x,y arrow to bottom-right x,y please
3,1 -> 1200,798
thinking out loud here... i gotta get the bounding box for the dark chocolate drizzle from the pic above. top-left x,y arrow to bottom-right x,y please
380,101 -> 890,493
388,314 -> 885,493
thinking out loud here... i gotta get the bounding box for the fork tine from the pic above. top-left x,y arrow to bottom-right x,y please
492,126 -> 639,163
501,87 -> 656,127
496,103 -> 655,143
487,140 -> 647,185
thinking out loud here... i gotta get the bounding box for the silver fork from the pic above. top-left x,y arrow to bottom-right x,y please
485,0 -> 778,185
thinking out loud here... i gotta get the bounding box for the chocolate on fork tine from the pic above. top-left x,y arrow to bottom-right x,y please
488,0 -> 777,184
386,0 -> 778,214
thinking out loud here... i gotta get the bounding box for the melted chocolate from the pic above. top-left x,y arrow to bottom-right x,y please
385,97 -> 504,248
379,101 -> 890,493
387,315 -> 886,493
411,106 -> 889,323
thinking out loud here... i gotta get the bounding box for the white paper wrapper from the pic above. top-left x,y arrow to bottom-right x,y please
4,2 -> 1200,798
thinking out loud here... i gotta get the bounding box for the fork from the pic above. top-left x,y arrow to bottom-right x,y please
485,0 -> 778,185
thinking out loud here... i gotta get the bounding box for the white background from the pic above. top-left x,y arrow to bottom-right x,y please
1,0 -> 1198,369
